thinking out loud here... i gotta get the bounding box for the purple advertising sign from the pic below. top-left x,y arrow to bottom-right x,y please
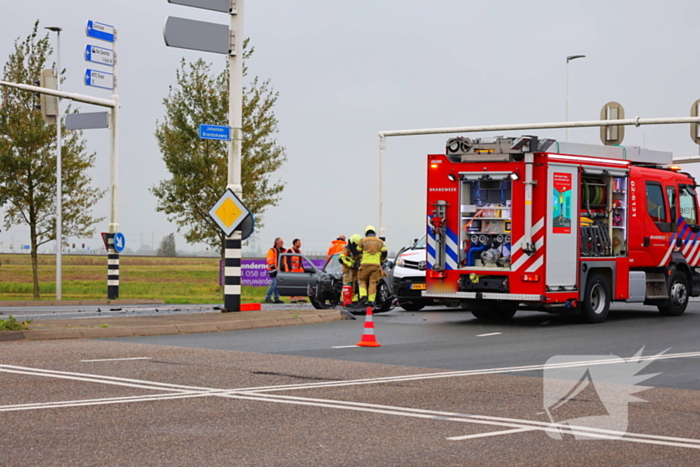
220,259 -> 327,287
242,259 -> 273,287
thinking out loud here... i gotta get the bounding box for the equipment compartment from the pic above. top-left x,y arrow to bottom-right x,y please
580,174 -> 628,257
460,175 -> 513,269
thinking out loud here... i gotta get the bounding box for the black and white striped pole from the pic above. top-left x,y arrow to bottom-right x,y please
209,189 -> 250,312
107,233 -> 119,299
224,234 -> 241,311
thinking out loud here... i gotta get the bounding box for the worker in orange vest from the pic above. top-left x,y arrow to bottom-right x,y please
326,235 -> 347,260
285,238 -> 307,304
264,238 -> 285,304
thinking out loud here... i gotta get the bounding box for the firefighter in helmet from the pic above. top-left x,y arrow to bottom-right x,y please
356,225 -> 387,307
339,234 -> 362,303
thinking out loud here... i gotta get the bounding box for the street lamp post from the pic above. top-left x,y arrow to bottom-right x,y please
565,54 -> 586,142
45,26 -> 62,300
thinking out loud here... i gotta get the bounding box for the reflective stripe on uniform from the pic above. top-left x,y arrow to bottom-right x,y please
361,253 -> 382,264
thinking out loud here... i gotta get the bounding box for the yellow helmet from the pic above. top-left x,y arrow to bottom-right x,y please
350,234 -> 362,244
365,225 -> 376,236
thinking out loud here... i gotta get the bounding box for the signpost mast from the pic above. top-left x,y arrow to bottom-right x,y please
225,1 -> 244,312
164,0 -> 249,312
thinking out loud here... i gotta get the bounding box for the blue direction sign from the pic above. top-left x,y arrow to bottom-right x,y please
199,124 -> 231,141
84,69 -> 114,90
86,20 -> 115,43
113,232 -> 126,253
85,44 -> 115,67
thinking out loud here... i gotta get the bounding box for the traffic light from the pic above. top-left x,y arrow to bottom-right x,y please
82,243 -> 85,249
72,243 -> 75,249
37,69 -> 58,125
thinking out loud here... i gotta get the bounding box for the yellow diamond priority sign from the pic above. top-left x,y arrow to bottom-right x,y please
208,189 -> 251,237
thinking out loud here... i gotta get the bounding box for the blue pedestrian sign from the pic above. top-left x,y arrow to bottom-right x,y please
86,20 -> 115,43
85,44 -> 115,67
199,124 -> 231,141
113,232 -> 126,253
84,69 -> 115,90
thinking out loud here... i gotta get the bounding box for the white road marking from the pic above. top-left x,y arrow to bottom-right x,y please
448,427 -> 537,441
5,355 -> 700,450
477,332 -> 502,337
0,364 -> 221,392
331,345 -> 357,349
5,349 -> 696,398
221,392 -> 700,449
0,392 -> 210,412
80,357 -> 152,362
540,321 -> 551,326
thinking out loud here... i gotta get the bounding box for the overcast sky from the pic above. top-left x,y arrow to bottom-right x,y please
2,0 -> 700,255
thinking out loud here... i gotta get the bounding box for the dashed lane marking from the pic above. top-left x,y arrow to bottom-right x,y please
477,332 -> 502,337
331,345 -> 358,349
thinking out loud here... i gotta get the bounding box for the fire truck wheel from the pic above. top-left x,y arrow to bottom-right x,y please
658,272 -> 689,316
580,273 -> 610,323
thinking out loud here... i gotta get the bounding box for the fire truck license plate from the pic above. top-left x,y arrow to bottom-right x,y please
411,283 -> 426,290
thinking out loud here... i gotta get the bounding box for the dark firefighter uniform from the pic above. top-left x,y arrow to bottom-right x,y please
339,233 -> 362,302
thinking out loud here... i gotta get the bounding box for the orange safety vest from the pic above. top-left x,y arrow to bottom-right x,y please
266,247 -> 284,272
286,247 -> 303,272
326,239 -> 347,259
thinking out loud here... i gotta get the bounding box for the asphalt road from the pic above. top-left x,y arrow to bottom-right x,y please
2,302 -> 700,466
112,302 -> 700,390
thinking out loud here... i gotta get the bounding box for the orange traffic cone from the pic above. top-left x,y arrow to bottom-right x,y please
356,307 -> 381,347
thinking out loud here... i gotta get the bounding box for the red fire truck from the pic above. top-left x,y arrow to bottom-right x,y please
424,135 -> 700,323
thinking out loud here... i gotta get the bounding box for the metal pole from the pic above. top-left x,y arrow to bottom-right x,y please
565,60 -> 569,142
379,134 -> 386,238
379,116 -> 700,138
107,28 -> 120,299
0,80 -> 115,107
564,55 -> 585,142
109,29 -> 119,234
55,30 -> 62,300
224,0 -> 244,312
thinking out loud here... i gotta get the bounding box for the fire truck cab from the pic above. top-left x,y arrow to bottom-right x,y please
424,135 -> 700,323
